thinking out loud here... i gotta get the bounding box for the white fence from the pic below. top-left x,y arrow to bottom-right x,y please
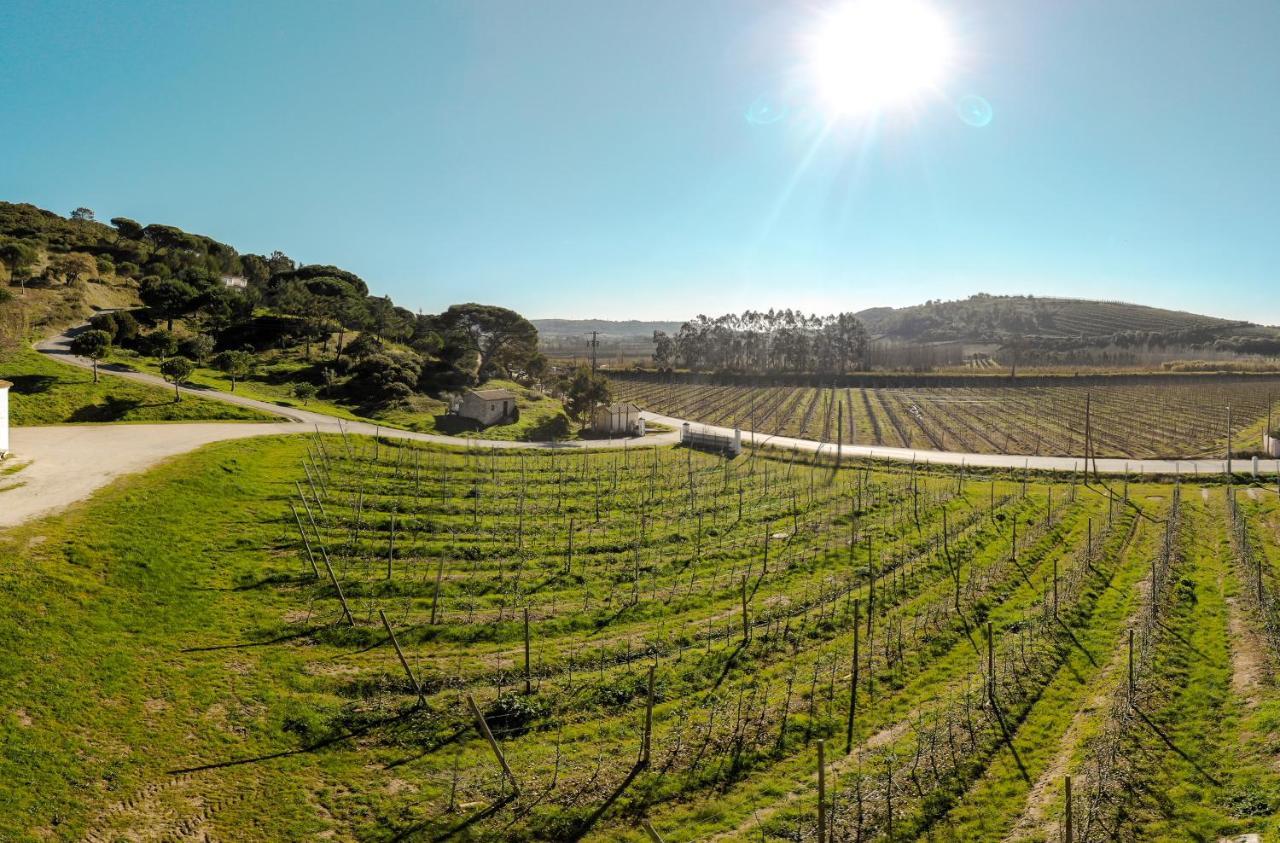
680,423 -> 742,456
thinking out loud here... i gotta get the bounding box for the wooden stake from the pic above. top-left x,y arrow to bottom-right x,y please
289,501 -> 320,578
640,819 -> 666,843
987,621 -> 996,704
319,544 -> 354,627
846,598 -> 859,754
466,693 -> 520,795
386,506 -> 396,580
1064,774 -> 1073,843
641,664 -> 655,766
817,739 -> 827,843
1128,627 -> 1135,705
379,609 -> 425,706
430,557 -> 445,625
523,607 -> 532,695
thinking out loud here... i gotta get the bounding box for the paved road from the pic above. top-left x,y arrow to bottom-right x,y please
4,326 -> 677,527
640,411 -> 1280,478
8,323 -> 1276,529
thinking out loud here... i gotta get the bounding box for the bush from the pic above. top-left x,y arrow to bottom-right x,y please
345,332 -> 382,359
483,692 -> 549,737
113,310 -> 140,344
293,382 -> 318,405
178,333 -> 215,363
88,312 -> 118,338
142,330 -> 178,359
525,411 -> 572,441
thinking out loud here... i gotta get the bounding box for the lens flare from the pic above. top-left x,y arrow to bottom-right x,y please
957,94 -> 993,127
745,95 -> 788,126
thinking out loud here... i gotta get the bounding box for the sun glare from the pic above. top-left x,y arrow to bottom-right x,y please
810,0 -> 953,117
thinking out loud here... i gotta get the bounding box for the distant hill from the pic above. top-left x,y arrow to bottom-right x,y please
854,294 -> 1278,348
533,318 -> 683,339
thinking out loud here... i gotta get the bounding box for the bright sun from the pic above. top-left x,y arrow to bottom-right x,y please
810,0 -> 953,117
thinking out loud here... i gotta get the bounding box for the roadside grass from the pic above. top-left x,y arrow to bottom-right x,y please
105,346 -> 370,423
107,345 -> 576,440
2,346 -> 270,425
0,437 -> 352,840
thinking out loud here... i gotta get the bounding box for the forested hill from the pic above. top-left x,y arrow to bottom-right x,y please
855,293 -> 1280,351
0,201 -> 544,393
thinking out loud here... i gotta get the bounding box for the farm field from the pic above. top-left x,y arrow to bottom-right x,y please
610,378 -> 1280,459
5,435 -> 1280,840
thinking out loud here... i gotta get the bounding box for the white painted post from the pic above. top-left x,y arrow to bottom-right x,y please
0,379 -> 9,457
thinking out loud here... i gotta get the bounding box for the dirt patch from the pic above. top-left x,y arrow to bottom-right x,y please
1227,596 -> 1267,707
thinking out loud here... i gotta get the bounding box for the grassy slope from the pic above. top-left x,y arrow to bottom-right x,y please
5,438 -> 1279,841
108,344 -> 579,441
2,346 -> 270,425
0,438 -> 336,840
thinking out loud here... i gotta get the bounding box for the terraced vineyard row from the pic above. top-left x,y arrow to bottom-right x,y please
612,379 -> 1280,459
271,433 -> 1280,841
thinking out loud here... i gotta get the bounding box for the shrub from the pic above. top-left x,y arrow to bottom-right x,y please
483,692 -> 549,737
178,333 -> 215,363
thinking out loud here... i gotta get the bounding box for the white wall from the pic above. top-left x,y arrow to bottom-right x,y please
0,385 -> 9,456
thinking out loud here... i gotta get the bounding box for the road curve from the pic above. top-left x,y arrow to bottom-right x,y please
640,411 -> 1280,478
5,325 -> 678,527
7,324 -> 1276,530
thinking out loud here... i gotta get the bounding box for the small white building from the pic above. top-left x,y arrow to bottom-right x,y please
0,379 -> 10,457
1265,432 -> 1280,458
593,402 -> 643,435
453,388 -> 518,427
221,275 -> 249,289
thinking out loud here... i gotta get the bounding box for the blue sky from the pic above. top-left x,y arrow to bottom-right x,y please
2,0 -> 1278,323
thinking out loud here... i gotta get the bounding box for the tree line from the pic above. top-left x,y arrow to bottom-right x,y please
652,309 -> 870,374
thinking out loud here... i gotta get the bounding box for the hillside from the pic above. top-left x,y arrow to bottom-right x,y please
0,201 -> 582,439
854,293 -> 1279,349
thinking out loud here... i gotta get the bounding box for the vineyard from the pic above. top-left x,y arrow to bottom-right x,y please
609,378 -> 1280,459
241,433 -> 1280,842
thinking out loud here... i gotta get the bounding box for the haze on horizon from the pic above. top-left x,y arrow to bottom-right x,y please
2,0 -> 1278,325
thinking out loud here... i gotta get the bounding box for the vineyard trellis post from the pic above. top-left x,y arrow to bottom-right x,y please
640,819 -> 666,843
289,502 -> 320,578
847,598 -> 860,754
466,693 -> 521,796
523,606 -> 532,695
1127,627 -> 1135,706
430,556 -> 445,624
987,621 -> 996,704
641,664 -> 655,767
378,609 -> 426,706
1226,404 -> 1233,477
1064,774 -> 1073,843
837,401 -> 843,468
817,738 -> 827,843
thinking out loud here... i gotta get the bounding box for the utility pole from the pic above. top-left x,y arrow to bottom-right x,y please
588,330 -> 600,374
1227,404 -> 1233,477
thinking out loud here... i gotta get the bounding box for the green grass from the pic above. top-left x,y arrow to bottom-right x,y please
4,438 -> 1280,841
2,346 -> 271,425
108,346 -> 576,440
